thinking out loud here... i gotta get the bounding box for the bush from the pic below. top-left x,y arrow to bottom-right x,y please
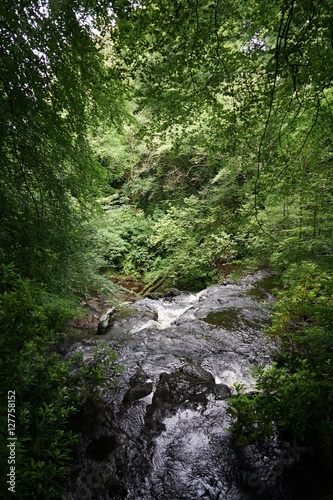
228,262 -> 333,466
68,341 -> 124,405
0,264 -> 122,498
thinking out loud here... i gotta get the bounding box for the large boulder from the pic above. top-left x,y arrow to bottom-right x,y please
97,306 -> 116,335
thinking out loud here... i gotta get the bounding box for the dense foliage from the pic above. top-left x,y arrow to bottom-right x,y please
0,0 -> 125,294
89,0 -> 333,290
0,264 -> 122,498
0,264 -> 76,498
1,0 -> 333,494
228,263 -> 333,466
0,2 -> 124,496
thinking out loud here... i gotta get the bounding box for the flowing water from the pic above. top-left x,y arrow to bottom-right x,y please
65,272 -> 308,499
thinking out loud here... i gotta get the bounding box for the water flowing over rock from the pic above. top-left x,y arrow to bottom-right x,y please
67,272 -> 298,499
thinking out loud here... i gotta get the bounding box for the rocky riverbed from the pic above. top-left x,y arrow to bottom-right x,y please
64,272 -> 316,499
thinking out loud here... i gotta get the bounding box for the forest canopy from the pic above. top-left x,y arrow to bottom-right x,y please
0,0 -> 126,293
101,0 -> 333,286
1,0 -> 332,288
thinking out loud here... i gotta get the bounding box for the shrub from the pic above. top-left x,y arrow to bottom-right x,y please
0,264 -> 122,498
228,262 -> 333,466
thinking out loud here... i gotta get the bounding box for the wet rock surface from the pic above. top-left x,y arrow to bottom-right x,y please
67,272 -> 301,499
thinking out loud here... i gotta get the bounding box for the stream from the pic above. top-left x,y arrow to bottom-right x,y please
65,272 -> 315,499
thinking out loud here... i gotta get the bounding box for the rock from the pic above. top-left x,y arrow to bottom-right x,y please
163,288 -> 181,298
146,288 -> 180,300
86,435 -> 117,461
123,368 -> 153,404
82,339 -> 98,346
214,383 -> 231,399
68,272 -> 299,500
179,362 -> 215,384
152,367 -> 215,409
96,306 -> 116,335
146,292 -> 163,300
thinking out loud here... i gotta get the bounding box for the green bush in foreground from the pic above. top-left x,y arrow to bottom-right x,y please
228,262 -> 333,467
0,264 -> 121,498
